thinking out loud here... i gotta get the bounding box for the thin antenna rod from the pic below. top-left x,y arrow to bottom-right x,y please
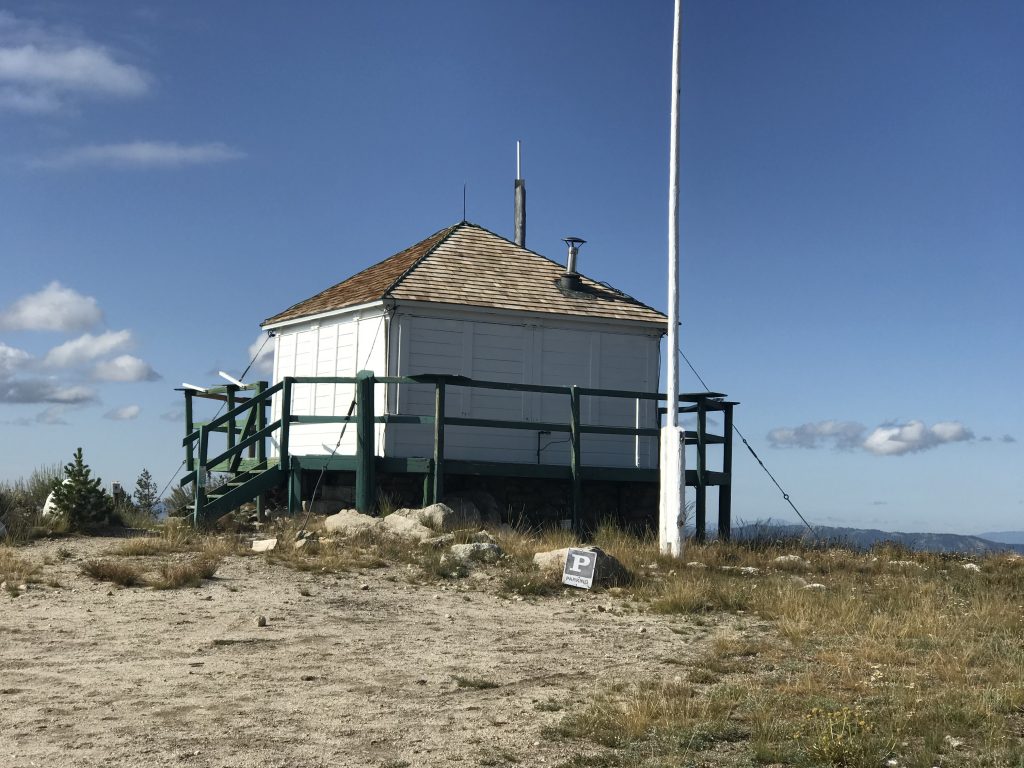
463,183 -> 466,222
516,140 -> 521,180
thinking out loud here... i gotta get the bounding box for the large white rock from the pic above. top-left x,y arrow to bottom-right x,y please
41,479 -> 72,520
252,538 -> 278,553
447,542 -> 503,564
323,509 -> 382,536
380,513 -> 434,542
393,502 -> 479,532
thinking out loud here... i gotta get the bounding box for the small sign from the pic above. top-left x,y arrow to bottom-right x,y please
562,547 -> 597,589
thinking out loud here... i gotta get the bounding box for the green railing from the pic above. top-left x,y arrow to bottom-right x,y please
182,372 -> 735,536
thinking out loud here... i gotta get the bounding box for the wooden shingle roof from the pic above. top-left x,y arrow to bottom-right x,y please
262,222 -> 667,328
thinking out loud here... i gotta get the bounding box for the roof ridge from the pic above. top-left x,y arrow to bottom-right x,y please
383,221 -> 464,298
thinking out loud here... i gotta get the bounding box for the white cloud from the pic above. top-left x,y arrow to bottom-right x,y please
248,333 -> 275,375
92,354 -> 160,382
38,141 -> 245,169
862,420 -> 974,456
43,329 -> 133,367
104,404 -> 140,420
0,11 -> 149,113
769,418 -> 977,456
0,281 -> 102,331
0,378 -> 96,404
767,420 -> 866,450
0,341 -> 32,378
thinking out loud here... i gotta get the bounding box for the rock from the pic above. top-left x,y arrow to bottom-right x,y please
293,529 -> 313,541
685,561 -> 707,569
323,509 -> 382,536
447,542 -> 503,565
419,533 -> 456,549
393,502 -> 480,532
962,563 -> 981,572
789,576 -> 808,588
380,513 -> 434,542
256,615 -> 267,627
943,735 -> 964,750
888,560 -> 923,569
803,583 -> 826,590
360,584 -> 369,591
470,529 -> 497,545
532,546 -> 631,587
773,554 -> 808,567
721,565 -> 761,576
251,538 -> 278,553
293,538 -> 318,553
41,479 -> 72,520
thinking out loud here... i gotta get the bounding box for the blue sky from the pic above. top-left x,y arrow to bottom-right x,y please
0,1 -> 1020,534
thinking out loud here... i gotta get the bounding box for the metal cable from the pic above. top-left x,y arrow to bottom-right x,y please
678,347 -> 815,534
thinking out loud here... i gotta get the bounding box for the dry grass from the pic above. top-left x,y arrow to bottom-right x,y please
532,536 -> 1024,767
80,558 -> 146,587
151,556 -> 221,589
0,547 -> 42,595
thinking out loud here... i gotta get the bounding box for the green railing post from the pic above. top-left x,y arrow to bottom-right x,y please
569,386 -> 582,534
355,370 -> 376,514
255,380 -> 267,522
195,425 -> 208,526
287,458 -> 301,516
281,377 -> 295,515
433,382 -> 446,504
226,384 -> 237,456
184,390 -> 195,473
719,403 -> 733,541
695,400 -> 707,542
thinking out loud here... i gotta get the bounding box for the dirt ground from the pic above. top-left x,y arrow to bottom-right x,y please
1,536 -> 757,768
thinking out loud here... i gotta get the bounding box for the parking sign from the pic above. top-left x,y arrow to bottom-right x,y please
562,547 -> 597,589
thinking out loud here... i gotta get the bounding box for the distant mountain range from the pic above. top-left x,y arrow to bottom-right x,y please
712,522 -> 1024,556
977,531 -> 1024,546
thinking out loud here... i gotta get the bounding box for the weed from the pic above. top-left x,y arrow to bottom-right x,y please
80,559 -> 146,587
453,675 -> 500,690
152,556 -> 220,589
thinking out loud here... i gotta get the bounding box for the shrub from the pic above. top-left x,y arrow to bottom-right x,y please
152,556 -> 220,589
80,559 -> 146,587
51,448 -> 113,531
0,464 -> 62,542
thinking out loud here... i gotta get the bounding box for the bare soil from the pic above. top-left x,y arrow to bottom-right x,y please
1,536 -> 752,768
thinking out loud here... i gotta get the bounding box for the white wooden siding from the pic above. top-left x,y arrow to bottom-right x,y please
388,311 -> 659,468
270,310 -> 387,457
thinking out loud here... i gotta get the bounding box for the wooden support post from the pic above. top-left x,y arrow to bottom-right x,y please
256,380 -> 267,523
195,425 -> 208,526
432,382 -> 446,504
287,458 -> 301,516
422,461 -> 433,507
570,386 -> 582,534
184,390 -> 195,472
226,385 -> 237,454
355,370 -> 376,514
695,400 -> 707,543
719,403 -> 733,541
280,378 -> 292,465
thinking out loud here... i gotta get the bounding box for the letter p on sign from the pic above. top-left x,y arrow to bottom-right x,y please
562,547 -> 597,589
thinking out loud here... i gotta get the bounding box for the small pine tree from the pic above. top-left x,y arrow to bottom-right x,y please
133,468 -> 160,518
51,448 -> 113,530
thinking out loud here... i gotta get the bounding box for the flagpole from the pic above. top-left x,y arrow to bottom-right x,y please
659,0 -> 685,556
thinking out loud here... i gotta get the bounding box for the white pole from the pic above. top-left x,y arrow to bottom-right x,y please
659,0 -> 685,557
